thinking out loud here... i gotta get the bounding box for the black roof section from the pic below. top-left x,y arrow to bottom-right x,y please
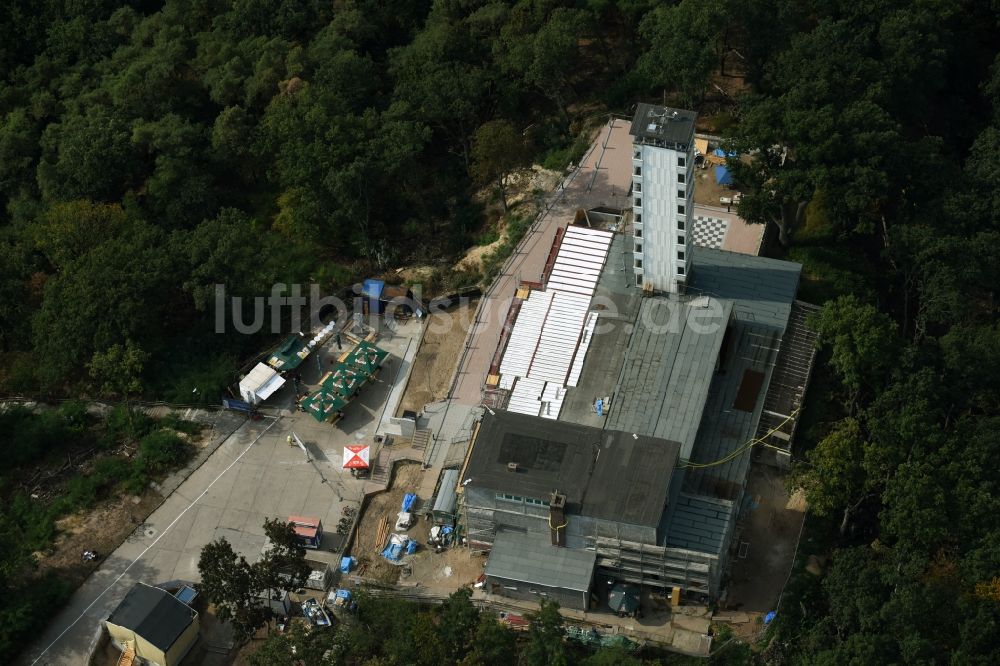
107,582 -> 196,652
467,411 -> 680,527
630,103 -> 697,149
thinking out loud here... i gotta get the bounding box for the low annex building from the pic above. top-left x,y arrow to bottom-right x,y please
104,582 -> 199,666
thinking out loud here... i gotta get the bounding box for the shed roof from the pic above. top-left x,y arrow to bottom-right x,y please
486,531 -> 596,592
106,583 -> 196,652
433,469 -> 459,517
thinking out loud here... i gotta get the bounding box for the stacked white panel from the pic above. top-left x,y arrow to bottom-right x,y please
498,290 -> 553,381
507,376 -> 547,417
567,311 -> 600,387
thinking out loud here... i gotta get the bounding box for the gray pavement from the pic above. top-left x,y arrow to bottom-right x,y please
23,320 -> 422,666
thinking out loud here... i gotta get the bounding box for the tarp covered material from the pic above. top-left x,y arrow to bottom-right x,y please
401,493 -> 417,512
239,363 -> 285,404
381,533 -> 409,562
339,556 -> 354,573
715,165 -> 734,185
406,540 -> 418,554
268,334 -> 309,371
362,279 -> 384,300
714,148 -> 738,158
343,445 -> 370,469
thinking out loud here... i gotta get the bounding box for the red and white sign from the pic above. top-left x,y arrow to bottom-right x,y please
343,445 -> 370,469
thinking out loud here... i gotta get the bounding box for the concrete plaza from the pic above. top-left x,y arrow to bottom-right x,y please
22,320 -> 422,666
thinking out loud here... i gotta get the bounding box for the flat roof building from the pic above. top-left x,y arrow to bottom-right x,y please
468,104 -> 815,606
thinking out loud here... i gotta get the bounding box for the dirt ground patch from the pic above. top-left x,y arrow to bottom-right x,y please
352,463 -> 426,585
397,304 -> 472,415
37,492 -> 164,581
726,464 -> 806,612
693,166 -> 742,207
401,541 -> 486,595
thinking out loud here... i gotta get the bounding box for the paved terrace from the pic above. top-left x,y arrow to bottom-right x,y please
451,117 -> 635,406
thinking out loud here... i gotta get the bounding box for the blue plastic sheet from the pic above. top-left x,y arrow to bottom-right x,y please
340,556 -> 354,573
382,543 -> 404,561
336,589 -> 352,601
406,540 -> 418,554
401,493 -> 417,512
764,611 -> 776,624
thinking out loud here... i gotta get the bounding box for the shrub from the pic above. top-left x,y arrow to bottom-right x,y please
136,430 -> 191,475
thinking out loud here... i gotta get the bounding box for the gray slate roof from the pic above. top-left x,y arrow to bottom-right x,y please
106,582 -> 196,652
486,531 -> 596,592
689,247 -> 802,332
605,297 -> 733,459
630,103 -> 697,148
468,411 -> 679,527
663,493 -> 734,554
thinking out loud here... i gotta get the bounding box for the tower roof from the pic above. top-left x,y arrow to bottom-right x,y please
630,103 -> 697,149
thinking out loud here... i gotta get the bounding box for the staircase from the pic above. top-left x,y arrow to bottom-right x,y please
117,640 -> 136,666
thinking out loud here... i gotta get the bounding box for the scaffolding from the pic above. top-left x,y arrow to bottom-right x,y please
754,300 -> 820,469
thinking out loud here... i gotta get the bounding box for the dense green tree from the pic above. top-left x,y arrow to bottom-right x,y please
525,599 -> 567,666
638,0 -> 729,107
461,614 -> 517,666
470,119 -> 529,213
198,537 -> 267,643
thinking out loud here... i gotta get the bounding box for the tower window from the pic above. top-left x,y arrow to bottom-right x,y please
677,220 -> 685,231
635,229 -> 642,238
678,235 -> 685,246
678,250 -> 685,261
635,198 -> 642,207
677,204 -> 685,215
677,156 -> 686,168
635,243 -> 643,253
677,189 -> 685,199
677,266 -> 685,276
635,259 -> 643,269
677,173 -> 685,184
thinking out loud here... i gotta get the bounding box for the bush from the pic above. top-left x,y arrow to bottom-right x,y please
102,405 -> 154,445
136,430 -> 191,475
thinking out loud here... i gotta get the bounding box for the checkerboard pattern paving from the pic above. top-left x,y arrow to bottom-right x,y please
692,215 -> 728,249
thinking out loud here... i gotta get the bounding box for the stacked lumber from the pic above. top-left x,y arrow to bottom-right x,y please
374,515 -> 390,552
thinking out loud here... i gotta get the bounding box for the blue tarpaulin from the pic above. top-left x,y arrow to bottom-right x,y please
381,543 -> 403,560
340,556 -> 354,573
362,279 -> 384,300
715,165 -> 734,185
402,493 -> 417,512
406,540 -> 418,554
336,589 -> 352,602
714,148 -> 738,158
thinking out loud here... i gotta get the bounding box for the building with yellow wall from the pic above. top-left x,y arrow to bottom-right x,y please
105,582 -> 199,666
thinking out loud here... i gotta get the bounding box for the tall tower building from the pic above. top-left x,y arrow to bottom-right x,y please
629,104 -> 697,294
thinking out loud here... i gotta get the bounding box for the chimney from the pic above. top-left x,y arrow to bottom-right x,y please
549,491 -> 567,547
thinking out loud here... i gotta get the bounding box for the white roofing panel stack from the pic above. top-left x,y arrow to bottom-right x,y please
506,376 -> 546,417
498,290 -> 553,381
496,225 -> 614,418
539,381 -> 565,420
567,311 -> 600,387
529,292 -> 591,384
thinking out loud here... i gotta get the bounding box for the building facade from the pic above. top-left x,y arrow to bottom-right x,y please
630,104 -> 697,294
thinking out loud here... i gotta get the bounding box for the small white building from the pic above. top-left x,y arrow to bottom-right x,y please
629,104 -> 697,294
239,362 -> 286,405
